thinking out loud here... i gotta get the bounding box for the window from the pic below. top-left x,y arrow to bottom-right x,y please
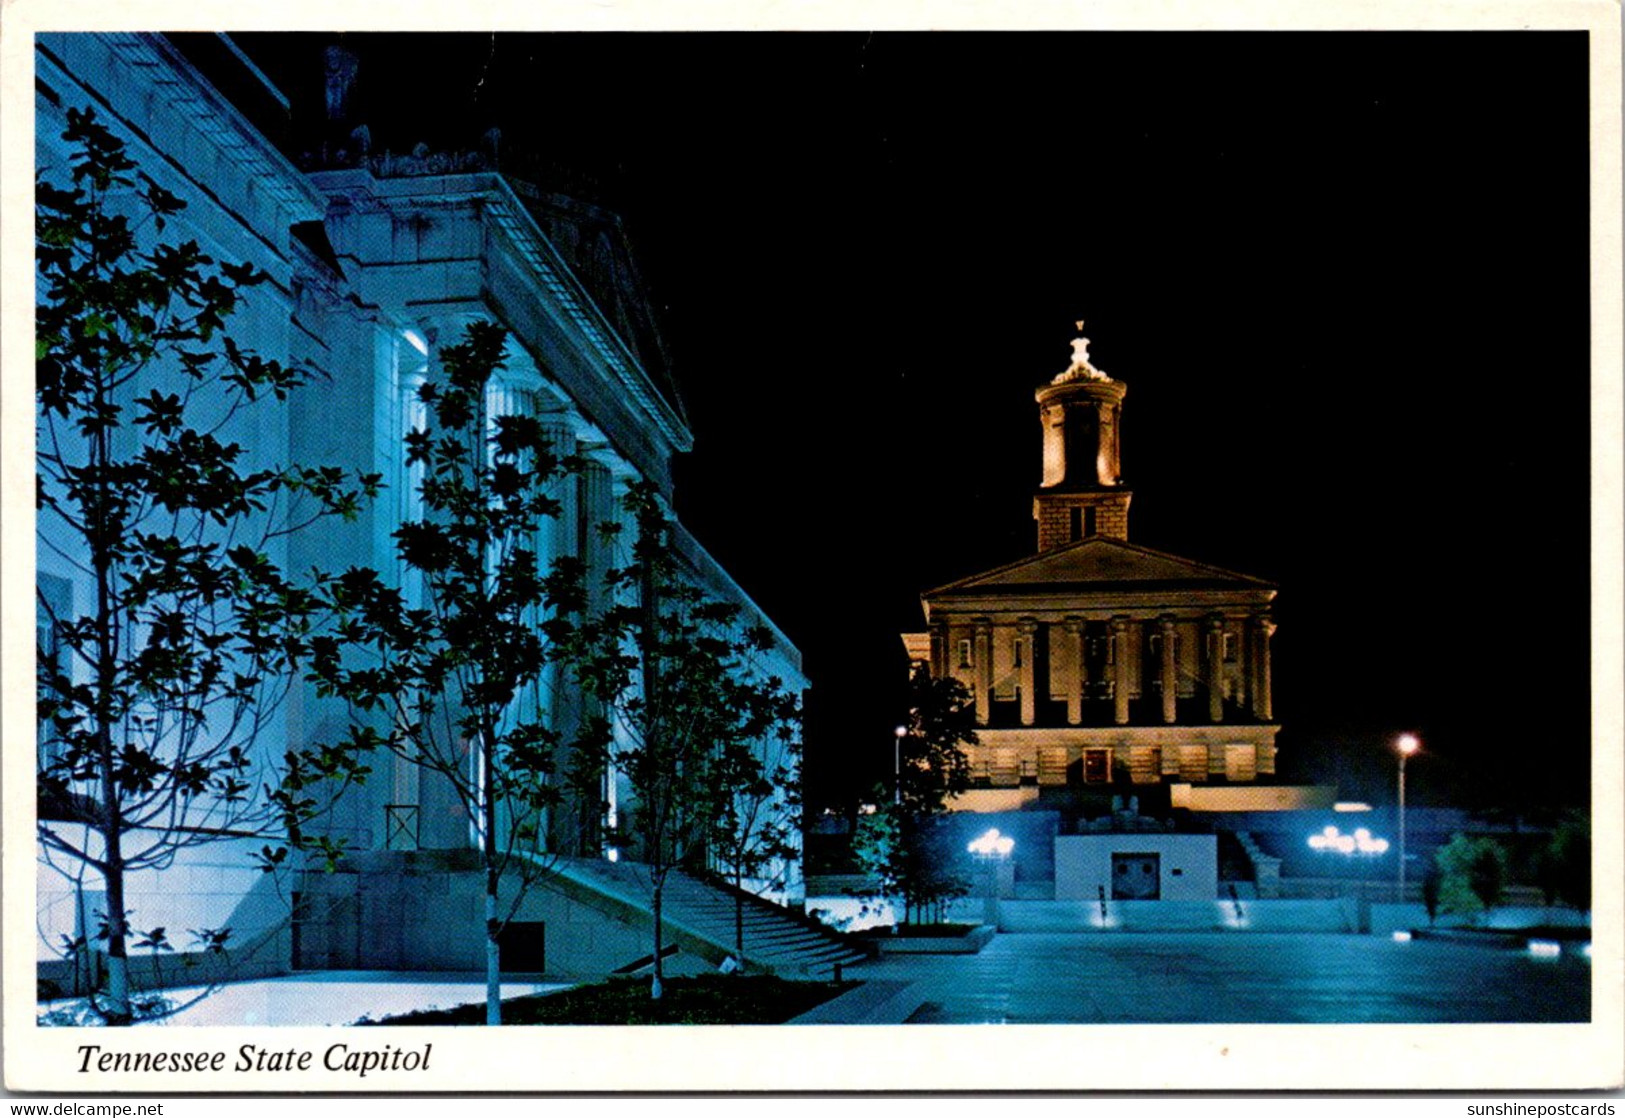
1014,638 -> 1024,668
958,638 -> 973,668
1069,507 -> 1083,541
1223,632 -> 1238,662
1085,507 -> 1097,536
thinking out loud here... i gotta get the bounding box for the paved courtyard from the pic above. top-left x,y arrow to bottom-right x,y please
851,932 -> 1591,1024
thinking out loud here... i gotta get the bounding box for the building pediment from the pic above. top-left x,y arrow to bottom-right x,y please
926,537 -> 1275,599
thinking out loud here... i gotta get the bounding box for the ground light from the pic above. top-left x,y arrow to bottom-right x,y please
1527,939 -> 1563,961
1392,930 -> 1413,943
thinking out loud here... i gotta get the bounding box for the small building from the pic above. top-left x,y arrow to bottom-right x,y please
1054,834 -> 1218,902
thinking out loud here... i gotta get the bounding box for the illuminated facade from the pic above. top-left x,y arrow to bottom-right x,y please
903,327 -> 1279,811
34,33 -> 808,985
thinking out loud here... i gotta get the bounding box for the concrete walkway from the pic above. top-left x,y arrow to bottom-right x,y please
42,972 -> 569,1027
845,931 -> 1590,1024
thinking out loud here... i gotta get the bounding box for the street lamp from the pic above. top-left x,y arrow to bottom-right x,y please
1395,734 -> 1421,903
967,827 -> 1016,928
893,725 -> 907,805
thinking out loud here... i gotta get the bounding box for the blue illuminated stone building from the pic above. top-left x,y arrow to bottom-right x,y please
34,33 -> 840,994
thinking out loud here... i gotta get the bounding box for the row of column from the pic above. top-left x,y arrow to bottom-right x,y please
398,315 -> 629,857
938,612 -> 1273,727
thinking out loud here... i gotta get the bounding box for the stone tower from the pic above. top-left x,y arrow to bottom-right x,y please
1033,323 -> 1131,549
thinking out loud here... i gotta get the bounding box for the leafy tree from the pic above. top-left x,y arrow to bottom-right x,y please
708,727 -> 803,960
1537,812 -> 1590,911
550,482 -> 802,998
1421,862 -> 1441,925
853,664 -> 976,926
305,321 -> 578,1025
35,109 -> 375,1024
1434,833 -> 1509,920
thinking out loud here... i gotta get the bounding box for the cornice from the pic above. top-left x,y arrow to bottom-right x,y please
99,33 -> 326,222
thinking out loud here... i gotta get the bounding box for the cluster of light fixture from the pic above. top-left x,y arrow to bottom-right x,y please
1307,825 -> 1390,855
967,828 -> 1015,857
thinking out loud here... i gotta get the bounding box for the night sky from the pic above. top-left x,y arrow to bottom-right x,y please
237,32 -> 1594,813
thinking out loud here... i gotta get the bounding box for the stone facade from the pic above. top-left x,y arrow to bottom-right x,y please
905,327 -> 1279,805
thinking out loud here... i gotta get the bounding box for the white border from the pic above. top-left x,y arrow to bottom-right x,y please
3,0 -> 1620,1094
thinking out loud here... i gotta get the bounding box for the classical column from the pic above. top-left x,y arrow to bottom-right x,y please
1206,614 -> 1225,723
1159,614 -> 1178,724
1018,618 -> 1038,726
1251,613 -> 1276,722
973,620 -> 993,725
928,621 -> 948,678
1111,615 -> 1131,725
1064,617 -> 1085,726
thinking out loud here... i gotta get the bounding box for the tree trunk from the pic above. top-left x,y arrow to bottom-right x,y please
734,884 -> 744,960
102,838 -> 130,1025
650,878 -> 665,1000
93,433 -> 130,1026
482,728 -> 502,1026
484,879 -> 501,1025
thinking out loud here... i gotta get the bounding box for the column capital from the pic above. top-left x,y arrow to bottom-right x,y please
1159,614 -> 1177,632
1109,614 -> 1131,632
1017,617 -> 1039,634
1063,616 -> 1085,633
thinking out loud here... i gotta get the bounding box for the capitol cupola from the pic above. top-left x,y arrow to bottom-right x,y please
1033,322 -> 1132,550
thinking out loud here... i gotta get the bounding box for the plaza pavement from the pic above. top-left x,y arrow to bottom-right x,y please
844,931 -> 1591,1024
39,932 -> 1589,1026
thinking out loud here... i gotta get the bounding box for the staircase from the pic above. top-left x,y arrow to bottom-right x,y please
546,856 -> 871,978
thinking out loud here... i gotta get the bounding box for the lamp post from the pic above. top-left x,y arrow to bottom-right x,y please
893,725 -> 907,805
1395,734 -> 1420,902
968,828 -> 1015,928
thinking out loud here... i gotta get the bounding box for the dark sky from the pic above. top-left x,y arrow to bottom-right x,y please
237,31 -> 1594,813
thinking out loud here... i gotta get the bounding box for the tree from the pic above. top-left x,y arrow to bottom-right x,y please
1537,812 -> 1590,911
853,664 -> 976,926
35,109 -> 375,1024
550,482 -> 802,998
305,321 -> 578,1025
708,724 -> 803,960
1434,833 -> 1509,921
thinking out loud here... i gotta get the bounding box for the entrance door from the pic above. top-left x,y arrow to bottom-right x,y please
1111,852 -> 1161,900
1082,748 -> 1111,784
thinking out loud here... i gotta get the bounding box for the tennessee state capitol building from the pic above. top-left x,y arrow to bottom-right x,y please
904,326 -> 1286,812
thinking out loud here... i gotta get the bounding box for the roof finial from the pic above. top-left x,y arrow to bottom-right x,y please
1057,318 -> 1110,383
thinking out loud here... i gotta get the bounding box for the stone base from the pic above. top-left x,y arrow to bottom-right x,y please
870,924 -> 996,955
